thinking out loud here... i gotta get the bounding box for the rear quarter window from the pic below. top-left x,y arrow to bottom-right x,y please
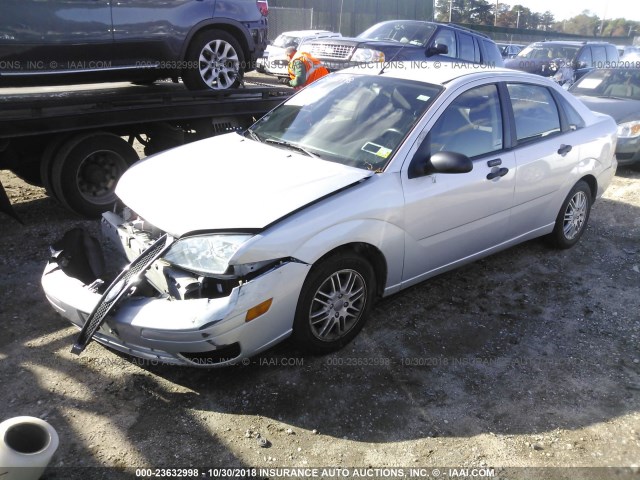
592,46 -> 607,65
482,40 -> 503,66
605,45 -> 619,62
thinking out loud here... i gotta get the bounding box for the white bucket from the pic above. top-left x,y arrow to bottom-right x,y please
0,416 -> 59,480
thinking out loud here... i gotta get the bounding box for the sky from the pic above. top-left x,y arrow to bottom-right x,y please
500,0 -> 640,22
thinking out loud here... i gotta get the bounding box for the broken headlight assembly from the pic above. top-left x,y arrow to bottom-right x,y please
163,234 -> 252,275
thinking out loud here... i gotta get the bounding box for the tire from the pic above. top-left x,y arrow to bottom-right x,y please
50,133 -> 139,217
182,30 -> 244,90
548,180 -> 592,249
40,135 -> 71,201
292,253 -> 376,353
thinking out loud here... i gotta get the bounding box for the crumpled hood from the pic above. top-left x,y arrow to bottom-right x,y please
116,133 -> 372,236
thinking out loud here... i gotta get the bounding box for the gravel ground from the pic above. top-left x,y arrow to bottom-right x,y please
0,161 -> 639,480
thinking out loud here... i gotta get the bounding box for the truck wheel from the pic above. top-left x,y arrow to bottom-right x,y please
40,135 -> 71,202
50,133 -> 139,217
182,30 -> 244,90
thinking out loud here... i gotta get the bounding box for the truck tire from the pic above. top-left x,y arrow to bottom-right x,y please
182,29 -> 244,90
50,133 -> 139,217
40,135 -> 71,202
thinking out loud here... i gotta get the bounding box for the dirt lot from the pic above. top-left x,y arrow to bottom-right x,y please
0,162 -> 639,480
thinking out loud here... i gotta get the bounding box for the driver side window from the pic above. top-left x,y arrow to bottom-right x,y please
431,29 -> 457,58
430,84 -> 503,158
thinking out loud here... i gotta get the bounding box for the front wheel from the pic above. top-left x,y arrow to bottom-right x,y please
292,253 -> 376,353
182,30 -> 244,90
548,180 -> 592,249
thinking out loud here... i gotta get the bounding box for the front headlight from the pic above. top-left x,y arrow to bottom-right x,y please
351,48 -> 385,63
163,234 -> 252,275
617,121 -> 640,139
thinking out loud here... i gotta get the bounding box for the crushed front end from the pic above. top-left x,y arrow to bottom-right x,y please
41,209 -> 310,367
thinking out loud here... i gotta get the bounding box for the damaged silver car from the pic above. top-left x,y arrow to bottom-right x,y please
42,64 -> 617,367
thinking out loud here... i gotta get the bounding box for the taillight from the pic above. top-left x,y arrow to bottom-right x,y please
257,0 -> 268,16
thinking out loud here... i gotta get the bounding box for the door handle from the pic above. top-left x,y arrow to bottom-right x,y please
557,144 -> 572,156
486,167 -> 509,180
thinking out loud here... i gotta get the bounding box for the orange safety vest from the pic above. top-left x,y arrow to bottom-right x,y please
288,52 -> 329,87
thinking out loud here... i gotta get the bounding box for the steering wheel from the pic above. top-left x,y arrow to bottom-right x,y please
376,128 -> 404,148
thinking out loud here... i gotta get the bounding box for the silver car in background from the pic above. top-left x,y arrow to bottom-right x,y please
257,30 -> 341,80
42,64 -> 617,367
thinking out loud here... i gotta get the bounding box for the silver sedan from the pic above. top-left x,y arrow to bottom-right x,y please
42,63 -> 617,367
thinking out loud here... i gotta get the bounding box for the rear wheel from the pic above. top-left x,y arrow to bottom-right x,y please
50,133 -> 139,217
182,30 -> 244,90
548,180 -> 592,249
292,253 -> 375,353
40,135 -> 71,201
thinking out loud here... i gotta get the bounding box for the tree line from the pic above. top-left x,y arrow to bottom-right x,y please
435,1 -> 639,38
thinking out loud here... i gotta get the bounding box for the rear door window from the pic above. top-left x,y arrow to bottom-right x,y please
591,46 -> 606,66
458,33 -> 478,63
507,84 -> 561,142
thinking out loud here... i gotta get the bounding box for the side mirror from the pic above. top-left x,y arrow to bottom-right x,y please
409,151 -> 473,179
426,43 -> 448,57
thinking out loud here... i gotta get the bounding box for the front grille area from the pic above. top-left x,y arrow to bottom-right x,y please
305,43 -> 355,60
71,233 -> 172,355
179,343 -> 242,366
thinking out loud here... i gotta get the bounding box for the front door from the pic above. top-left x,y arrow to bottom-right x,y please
400,83 -> 516,288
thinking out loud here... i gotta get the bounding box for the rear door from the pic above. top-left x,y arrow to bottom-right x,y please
0,0 -> 113,72
504,82 -> 582,237
111,0 -> 215,65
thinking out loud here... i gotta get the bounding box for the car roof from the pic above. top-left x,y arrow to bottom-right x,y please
363,19 -> 491,39
530,40 -> 615,47
341,61 -> 544,86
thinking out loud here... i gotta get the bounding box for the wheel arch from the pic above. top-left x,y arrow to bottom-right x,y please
580,174 -> 597,201
280,218 -> 405,297
181,20 -> 254,64
310,242 -> 388,299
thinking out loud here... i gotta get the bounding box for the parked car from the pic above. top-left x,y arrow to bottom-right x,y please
617,45 -> 640,59
505,41 -> 619,86
497,43 -> 525,59
0,0 -> 269,90
570,67 -> 640,170
42,64 -> 617,367
257,30 -> 341,80
298,20 -> 504,71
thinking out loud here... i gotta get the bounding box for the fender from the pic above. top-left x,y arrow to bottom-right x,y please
181,18 -> 257,61
290,219 -> 407,297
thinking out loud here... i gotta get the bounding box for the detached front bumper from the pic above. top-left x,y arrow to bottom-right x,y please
41,226 -> 310,368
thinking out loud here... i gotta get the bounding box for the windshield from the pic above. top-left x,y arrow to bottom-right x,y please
517,45 -> 579,60
248,73 -> 441,171
272,34 -> 300,49
358,22 -> 436,46
571,68 -> 640,100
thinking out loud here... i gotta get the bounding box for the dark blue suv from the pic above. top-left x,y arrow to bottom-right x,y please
0,0 -> 269,90
299,20 -> 504,72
